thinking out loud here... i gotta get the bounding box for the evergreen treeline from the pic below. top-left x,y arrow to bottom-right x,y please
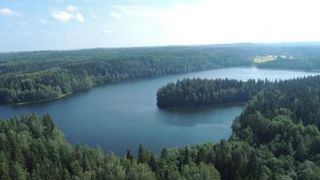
230,75 -> 320,179
157,76 -> 320,179
157,78 -> 270,108
3,44 -> 320,105
3,76 -> 320,179
0,46 -> 254,105
0,113 -> 221,180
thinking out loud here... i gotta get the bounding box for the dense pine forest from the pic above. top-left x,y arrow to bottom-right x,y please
2,75 -> 320,179
157,78 -> 271,108
2,44 -> 320,105
0,114 -> 221,180
0,46 -> 253,105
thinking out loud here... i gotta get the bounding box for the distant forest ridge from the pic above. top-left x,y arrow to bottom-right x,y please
1,44 -> 320,104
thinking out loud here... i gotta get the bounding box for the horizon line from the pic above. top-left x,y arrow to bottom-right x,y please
2,41 -> 320,54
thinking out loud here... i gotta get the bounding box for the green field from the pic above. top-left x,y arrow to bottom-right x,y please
254,55 -> 295,64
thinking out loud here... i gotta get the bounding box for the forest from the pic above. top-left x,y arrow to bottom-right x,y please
0,46 -> 253,105
2,75 -> 320,179
157,78 -> 271,108
256,45 -> 320,71
2,44 -> 320,105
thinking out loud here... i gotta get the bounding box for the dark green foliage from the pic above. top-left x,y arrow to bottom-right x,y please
157,78 -> 269,108
228,76 -> 320,178
156,75 -> 320,179
234,76 -> 320,161
3,75 -> 320,179
0,46 -> 254,105
0,114 -> 220,180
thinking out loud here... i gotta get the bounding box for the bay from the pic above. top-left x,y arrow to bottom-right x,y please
0,67 -> 318,155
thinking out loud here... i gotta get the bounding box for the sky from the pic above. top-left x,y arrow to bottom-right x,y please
1,0 -> 320,52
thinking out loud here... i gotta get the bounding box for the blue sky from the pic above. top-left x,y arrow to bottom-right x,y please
1,0 -> 320,52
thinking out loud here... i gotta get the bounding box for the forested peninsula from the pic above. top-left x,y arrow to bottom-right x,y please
2,74 -> 320,179
157,78 -> 270,108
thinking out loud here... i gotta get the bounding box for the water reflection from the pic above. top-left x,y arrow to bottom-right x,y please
156,104 -> 245,127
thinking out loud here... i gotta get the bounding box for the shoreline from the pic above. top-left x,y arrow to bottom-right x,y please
8,93 -> 71,106
3,66 -> 319,106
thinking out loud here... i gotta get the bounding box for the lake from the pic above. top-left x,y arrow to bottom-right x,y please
0,67 -> 318,155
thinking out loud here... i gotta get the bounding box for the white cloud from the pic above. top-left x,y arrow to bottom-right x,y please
52,11 -> 74,22
51,5 -> 85,23
106,0 -> 320,45
157,0 -> 320,44
0,8 -> 19,17
75,13 -> 84,23
67,5 -> 79,12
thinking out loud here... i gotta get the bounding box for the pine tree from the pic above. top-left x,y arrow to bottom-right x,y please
138,144 -> 145,163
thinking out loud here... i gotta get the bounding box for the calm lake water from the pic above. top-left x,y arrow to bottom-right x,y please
0,67 -> 318,155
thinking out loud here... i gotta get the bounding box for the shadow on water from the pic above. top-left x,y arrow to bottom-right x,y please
156,103 -> 246,127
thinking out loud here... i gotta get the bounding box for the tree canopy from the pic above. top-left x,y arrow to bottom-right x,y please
3,75 -> 320,179
3,44 -> 320,105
